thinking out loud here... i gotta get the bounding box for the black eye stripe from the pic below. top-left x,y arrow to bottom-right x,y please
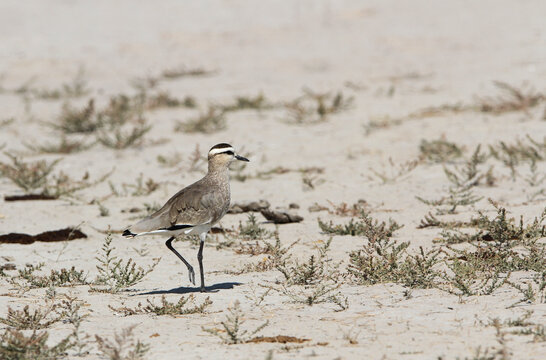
224,151 -> 234,155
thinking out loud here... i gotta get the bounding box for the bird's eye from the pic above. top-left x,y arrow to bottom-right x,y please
225,151 -> 234,155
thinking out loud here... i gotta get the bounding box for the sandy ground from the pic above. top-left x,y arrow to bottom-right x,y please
1,1 -> 545,359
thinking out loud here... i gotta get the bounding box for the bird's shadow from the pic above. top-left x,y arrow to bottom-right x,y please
138,282 -> 242,296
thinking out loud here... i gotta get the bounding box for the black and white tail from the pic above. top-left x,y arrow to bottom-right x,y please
122,229 -> 136,238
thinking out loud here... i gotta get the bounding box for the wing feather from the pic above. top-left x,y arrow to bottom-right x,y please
128,176 -> 225,235
168,186 -> 215,227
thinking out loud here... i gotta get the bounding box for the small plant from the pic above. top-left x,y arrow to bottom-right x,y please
57,296 -> 88,356
438,259 -> 508,296
392,82 -> 545,121
430,204 -> 545,298
0,118 -> 15,128
55,99 -> 99,133
318,211 -> 403,238
417,212 -> 478,229
397,247 -> 443,288
285,89 -> 353,124
15,262 -> 44,280
26,136 -> 93,154
175,106 -> 226,134
524,160 -> 546,187
32,68 -> 89,100
477,204 -> 545,247
50,170 -> 112,199
430,203 -> 546,297
348,235 -> 408,286
507,270 -> 546,305
92,233 -> 159,293
220,93 -> 274,112
342,212 -> 442,288
272,282 -> 347,309
342,326 -> 361,345
95,325 -> 150,360
392,103 -> 468,124
437,201 -> 546,246
477,81 -> 545,115
0,305 -> 62,330
237,213 -> 274,241
309,199 -> 368,217
419,138 -> 464,163
485,311 -> 534,328
0,328 -> 76,360
160,65 -> 215,80
244,286 -> 272,308
202,300 -> 269,344
0,154 -> 61,193
443,146 -> 489,188
301,172 -> 325,190
362,115 -> 402,136
450,255 -> 541,297
146,91 -> 196,109
61,68 -> 90,98
143,202 -> 161,216
276,239 -> 339,285
99,94 -> 144,128
110,295 -> 212,316
157,144 -> 207,172
96,121 -> 151,149
80,93 -> 152,149
489,135 -> 546,180
514,325 -> 546,342
417,187 -> 482,215
233,236 -> 285,256
156,151 -> 183,168
234,236 -> 297,274
15,265 -> 88,289
130,76 -> 159,93
368,157 -> 420,184
417,146 -> 489,214
484,311 -> 546,344
109,174 -> 159,197
0,154 -> 111,198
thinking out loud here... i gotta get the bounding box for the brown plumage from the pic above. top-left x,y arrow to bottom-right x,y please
128,170 -> 230,235
123,143 -> 249,291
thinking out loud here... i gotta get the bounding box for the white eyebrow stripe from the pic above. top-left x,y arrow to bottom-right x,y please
208,147 -> 235,156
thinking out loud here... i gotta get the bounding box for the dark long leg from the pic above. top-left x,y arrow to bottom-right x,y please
165,237 -> 195,285
197,234 -> 206,292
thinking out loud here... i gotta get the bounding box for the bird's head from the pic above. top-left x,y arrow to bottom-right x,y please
207,143 -> 249,171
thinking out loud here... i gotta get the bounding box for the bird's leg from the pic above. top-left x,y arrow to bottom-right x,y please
165,237 -> 195,285
197,232 -> 207,292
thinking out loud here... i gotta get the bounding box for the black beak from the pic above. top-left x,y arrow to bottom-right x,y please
235,154 -> 249,162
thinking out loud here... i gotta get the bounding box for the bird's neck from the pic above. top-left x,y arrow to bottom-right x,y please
207,163 -> 229,179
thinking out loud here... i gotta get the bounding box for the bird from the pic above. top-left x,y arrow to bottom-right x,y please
123,143 -> 249,292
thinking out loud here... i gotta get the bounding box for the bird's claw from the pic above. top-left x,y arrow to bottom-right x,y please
188,267 -> 196,285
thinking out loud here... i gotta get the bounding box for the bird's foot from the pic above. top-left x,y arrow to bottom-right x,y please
188,267 -> 196,285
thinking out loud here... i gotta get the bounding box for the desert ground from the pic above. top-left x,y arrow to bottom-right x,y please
0,1 -> 545,359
